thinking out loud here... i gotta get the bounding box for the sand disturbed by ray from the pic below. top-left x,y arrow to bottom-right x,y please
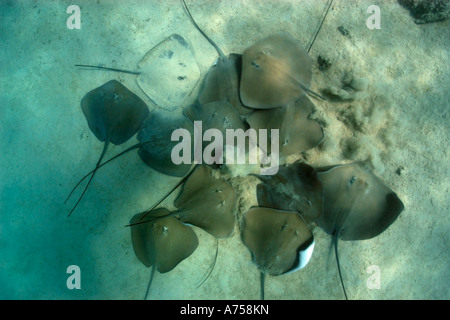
65,80 -> 149,216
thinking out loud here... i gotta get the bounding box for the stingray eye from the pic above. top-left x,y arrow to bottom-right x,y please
348,176 -> 357,186
251,60 -> 262,69
113,93 -> 120,101
162,226 -> 168,235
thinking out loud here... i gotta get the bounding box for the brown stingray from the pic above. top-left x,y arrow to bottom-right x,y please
182,0 -> 253,116
245,95 -> 324,159
242,207 -> 315,299
173,165 -> 236,238
240,32 -> 323,109
134,165 -> 236,239
184,101 -> 247,165
130,208 -> 198,298
316,162 -> 404,299
317,162 -> 404,241
66,80 -> 149,216
198,54 -> 253,116
138,110 -> 194,177
253,161 -> 323,223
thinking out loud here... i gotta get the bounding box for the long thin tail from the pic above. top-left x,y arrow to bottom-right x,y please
75,64 -> 141,75
260,272 -> 266,300
65,143 -> 141,206
333,232 -> 348,300
144,265 -> 156,300
181,0 -> 226,58
137,164 -> 198,221
306,0 -> 334,53
197,238 -> 219,288
67,140 -> 110,217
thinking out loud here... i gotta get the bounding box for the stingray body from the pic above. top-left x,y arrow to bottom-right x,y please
136,33 -> 201,111
138,110 -> 195,177
66,80 -> 149,216
240,32 -> 323,108
182,0 -> 253,116
242,207 -> 315,299
245,95 -> 324,159
173,165 -> 236,238
316,162 -> 404,299
136,165 -> 236,239
317,163 -> 404,241
130,208 -> 198,298
254,161 -> 323,223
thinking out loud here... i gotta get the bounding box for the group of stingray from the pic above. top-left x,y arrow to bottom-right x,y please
66,1 -> 404,300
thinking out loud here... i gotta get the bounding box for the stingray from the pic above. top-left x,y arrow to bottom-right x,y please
136,34 -> 201,111
241,207 -> 315,300
240,32 -> 325,109
76,33 -> 200,111
128,164 -> 235,286
65,80 -> 149,216
253,161 -> 323,223
245,95 -> 324,159
316,162 -> 404,299
182,0 -> 253,116
138,110 -> 195,177
133,165 -> 236,238
183,101 -> 247,165
130,208 -> 198,299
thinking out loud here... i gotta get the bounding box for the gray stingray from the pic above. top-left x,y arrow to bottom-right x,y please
316,162 -> 404,299
68,109 -> 195,181
65,80 -> 149,216
76,34 -> 200,111
242,207 -> 315,300
253,161 -> 323,223
182,0 -> 253,116
130,208 -> 198,299
240,32 -> 325,109
245,95 -> 324,159
138,110 -> 195,177
136,34 -> 201,111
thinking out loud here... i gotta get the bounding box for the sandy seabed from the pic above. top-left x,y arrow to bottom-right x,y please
0,0 -> 448,299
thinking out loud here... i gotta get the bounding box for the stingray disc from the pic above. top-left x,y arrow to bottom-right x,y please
137,34 -> 200,111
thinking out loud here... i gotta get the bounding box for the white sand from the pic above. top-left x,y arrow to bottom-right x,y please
0,0 -> 448,299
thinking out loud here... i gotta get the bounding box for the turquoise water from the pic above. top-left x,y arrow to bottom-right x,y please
1,0 -> 449,300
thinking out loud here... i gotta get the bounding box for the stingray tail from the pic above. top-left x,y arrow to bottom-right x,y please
306,0 -> 333,53
197,238 -> 219,288
137,164 -> 198,222
64,143 -> 141,207
144,265 -> 157,300
333,232 -> 349,300
66,140 -> 110,217
74,64 -> 141,75
260,271 -> 266,300
181,0 -> 226,59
